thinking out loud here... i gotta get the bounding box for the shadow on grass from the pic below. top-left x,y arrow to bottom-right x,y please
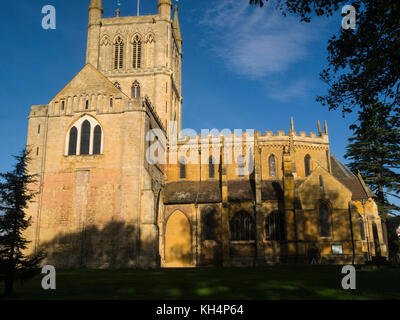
1,265 -> 399,300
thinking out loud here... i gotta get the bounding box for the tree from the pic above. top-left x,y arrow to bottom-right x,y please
248,0 -> 400,115
345,103 -> 400,216
0,148 -> 44,297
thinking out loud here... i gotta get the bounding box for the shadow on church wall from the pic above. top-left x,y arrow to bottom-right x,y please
39,221 -> 158,269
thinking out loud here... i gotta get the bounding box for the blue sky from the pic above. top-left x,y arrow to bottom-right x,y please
0,0 -> 358,172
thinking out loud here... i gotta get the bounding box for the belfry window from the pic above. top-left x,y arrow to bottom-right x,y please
319,203 -> 330,237
132,35 -> 142,69
131,81 -> 140,98
65,116 -> 103,156
230,211 -> 255,241
269,155 -> 276,177
114,36 -> 124,70
305,154 -> 311,177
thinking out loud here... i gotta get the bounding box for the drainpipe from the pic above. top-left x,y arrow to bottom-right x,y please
194,149 -> 202,266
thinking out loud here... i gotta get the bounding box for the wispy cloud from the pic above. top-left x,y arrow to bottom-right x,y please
264,78 -> 317,102
200,0 -> 324,80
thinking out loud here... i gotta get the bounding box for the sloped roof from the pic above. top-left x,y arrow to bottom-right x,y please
330,155 -> 372,200
50,63 -> 128,102
164,180 -> 221,204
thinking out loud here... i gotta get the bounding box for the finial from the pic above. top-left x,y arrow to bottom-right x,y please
116,0 -> 121,17
317,120 -> 322,136
290,117 -> 294,132
324,120 -> 328,134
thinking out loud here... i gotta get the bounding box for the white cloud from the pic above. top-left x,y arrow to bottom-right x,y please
264,78 -> 316,102
201,0 -> 324,79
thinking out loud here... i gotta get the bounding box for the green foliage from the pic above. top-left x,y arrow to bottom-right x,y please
344,103 -> 400,215
0,148 -> 44,297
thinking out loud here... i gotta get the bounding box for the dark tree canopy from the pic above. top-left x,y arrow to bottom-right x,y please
345,103 -> 400,215
0,148 -> 44,297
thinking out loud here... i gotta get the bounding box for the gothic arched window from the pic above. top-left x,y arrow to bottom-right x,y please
305,154 -> 311,177
179,157 -> 186,179
230,211 -> 255,241
269,155 -> 276,177
319,203 -> 330,237
202,208 -> 218,241
68,127 -> 78,155
132,35 -> 142,69
66,116 -> 103,156
359,215 -> 365,241
114,36 -> 124,70
209,156 -> 215,178
80,120 -> 91,155
131,81 -> 140,98
237,155 -> 245,177
93,125 -> 102,155
265,211 -> 285,241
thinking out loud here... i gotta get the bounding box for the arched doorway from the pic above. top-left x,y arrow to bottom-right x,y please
165,211 -> 193,267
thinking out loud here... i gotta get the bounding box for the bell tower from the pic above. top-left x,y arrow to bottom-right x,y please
84,0 -> 183,136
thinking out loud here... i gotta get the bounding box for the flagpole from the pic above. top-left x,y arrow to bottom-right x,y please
137,0 -> 140,16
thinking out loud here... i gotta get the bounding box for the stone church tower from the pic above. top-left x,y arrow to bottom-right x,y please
25,0 -> 387,268
25,0 -> 182,268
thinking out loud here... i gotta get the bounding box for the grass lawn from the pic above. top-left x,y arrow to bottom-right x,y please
1,265 -> 399,300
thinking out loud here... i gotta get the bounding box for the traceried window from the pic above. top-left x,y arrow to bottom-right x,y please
132,35 -> 142,69
114,36 -> 124,70
359,215 -> 365,240
305,154 -> 311,177
179,157 -> 186,179
93,125 -> 102,155
230,211 -> 255,241
65,116 -> 103,156
265,211 -> 285,241
209,156 -> 215,178
237,155 -> 245,177
319,203 -> 330,237
80,120 -> 91,155
269,155 -> 276,177
131,81 -> 140,98
202,208 -> 218,241
68,127 -> 78,156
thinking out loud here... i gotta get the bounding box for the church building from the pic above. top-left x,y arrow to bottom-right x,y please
25,0 -> 388,268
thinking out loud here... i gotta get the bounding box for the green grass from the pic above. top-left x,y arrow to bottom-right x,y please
1,265 -> 399,300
